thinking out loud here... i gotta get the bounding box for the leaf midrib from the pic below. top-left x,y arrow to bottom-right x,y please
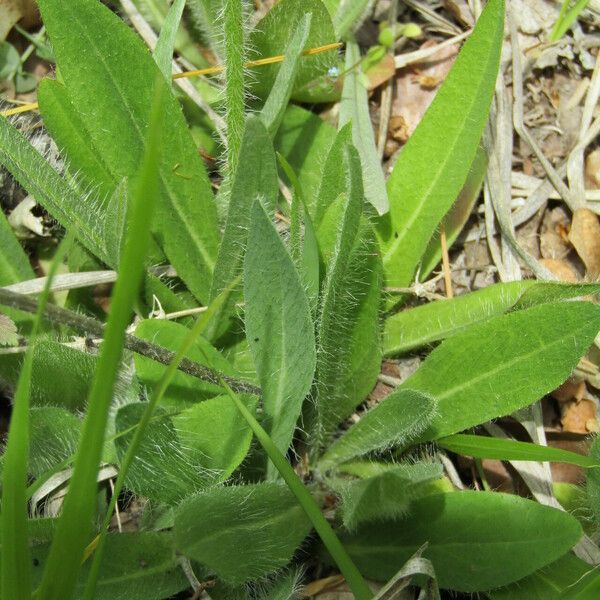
63,4 -> 215,271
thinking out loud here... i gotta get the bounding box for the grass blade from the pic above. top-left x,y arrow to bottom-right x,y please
217,378 -> 374,600
1,233 -> 73,600
153,0 -> 186,79
438,434 -> 600,468
260,14 -> 312,137
35,82 -> 164,600
81,278 -> 237,599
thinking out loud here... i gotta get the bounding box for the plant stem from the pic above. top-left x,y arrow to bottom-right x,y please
219,378 -> 373,600
0,287 -> 260,396
223,0 -> 246,176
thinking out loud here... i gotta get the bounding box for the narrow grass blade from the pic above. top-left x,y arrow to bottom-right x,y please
376,0 -> 504,288
260,14 -> 312,137
153,0 -> 186,79
216,378 -> 374,600
81,279 -> 237,599
0,117 -> 112,266
1,233 -> 73,600
438,434 -> 600,468
339,39 -> 388,215
550,0 -> 591,41
35,83 -> 164,600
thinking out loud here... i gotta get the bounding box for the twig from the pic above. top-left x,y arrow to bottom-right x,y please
0,288 -> 261,397
439,224 -> 454,298
394,30 -> 471,69
508,8 -> 578,210
377,0 -> 397,161
568,50 -> 600,203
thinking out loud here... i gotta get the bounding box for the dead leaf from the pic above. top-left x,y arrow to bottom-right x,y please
364,52 -> 396,90
585,148 -> 600,188
392,41 -> 458,140
561,398 -> 598,434
442,0 -> 475,26
569,208 -> 600,277
539,258 -> 581,282
552,378 -> 586,403
540,206 -> 572,260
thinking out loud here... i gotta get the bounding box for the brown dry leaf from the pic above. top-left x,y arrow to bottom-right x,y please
539,258 -> 581,282
549,439 -> 590,484
568,208 -> 600,278
302,575 -> 345,597
560,398 -> 598,434
364,53 -> 396,90
585,148 -> 600,188
540,206 -> 571,260
552,378 -> 586,403
392,41 -> 458,139
442,0 -> 475,26
0,0 -> 38,40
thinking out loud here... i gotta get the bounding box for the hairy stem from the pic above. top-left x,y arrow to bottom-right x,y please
0,287 -> 260,396
224,0 -> 246,176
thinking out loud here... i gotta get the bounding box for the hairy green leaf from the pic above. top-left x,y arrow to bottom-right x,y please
174,483 -> 312,584
314,123 -> 353,226
244,200 -> 316,467
38,0 -> 219,303
401,302 -> 600,441
313,143 -> 383,439
419,146 -> 488,278
250,0 -> 339,103
319,389 -> 437,468
211,116 -> 278,300
37,79 -> 116,198
334,462 -> 443,529
0,117 -> 112,265
384,281 -> 600,356
376,0 -> 504,287
341,491 -> 582,592
339,40 -> 388,215
173,394 -> 256,483
488,553 -> 595,600
0,206 -> 34,286
274,105 -> 335,215
134,319 -> 236,409
384,281 -> 528,356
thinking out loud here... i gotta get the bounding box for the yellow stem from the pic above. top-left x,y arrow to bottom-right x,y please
0,41 -> 343,117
